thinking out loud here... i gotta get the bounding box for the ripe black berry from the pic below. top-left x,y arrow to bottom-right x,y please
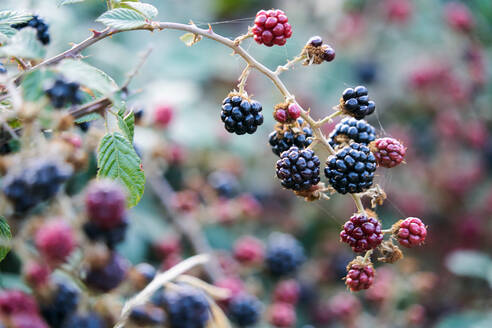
45,79 -> 83,109
82,218 -> 128,249
340,86 -> 376,119
12,15 -> 50,45
324,143 -> 377,194
221,94 -> 264,135
228,294 -> 262,327
63,312 -> 105,328
269,119 -> 313,156
307,36 -> 323,47
328,117 -> 376,148
130,305 -> 166,326
164,286 -> 210,328
84,253 -> 129,292
276,146 -> 320,191
265,232 -> 305,276
41,281 -> 79,328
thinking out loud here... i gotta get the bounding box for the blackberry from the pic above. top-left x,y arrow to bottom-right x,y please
324,143 -> 377,194
304,36 -> 335,64
84,253 -> 129,292
340,214 -> 383,252
355,61 -> 378,84
307,36 -> 323,47
393,217 -> 427,248
221,94 -> 264,135
269,119 -> 313,156
77,122 -> 90,132
208,170 -> 239,198
269,302 -> 296,328
164,286 -> 210,328
35,220 -> 76,264
228,294 -> 262,327
82,218 -> 128,249
130,305 -> 166,326
63,312 -> 104,328
45,79 -> 83,109
85,179 -> 126,229
340,86 -> 375,119
41,282 -> 79,328
345,257 -> 375,291
265,232 -> 305,276
12,15 -> 50,45
328,117 -> 376,148
252,9 -> 292,47
276,146 -> 320,191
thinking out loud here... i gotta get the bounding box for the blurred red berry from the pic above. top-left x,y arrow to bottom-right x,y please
238,193 -> 262,218
329,292 -> 361,321
23,262 -> 51,288
384,0 -> 412,23
154,236 -> 181,260
252,9 -> 292,47
406,304 -> 426,325
394,217 -> 427,248
445,2 -> 474,32
10,313 -> 48,328
273,279 -> 300,304
233,236 -> 264,265
371,137 -> 406,168
171,190 -> 199,213
345,258 -> 375,292
154,104 -> 174,127
215,276 -> 244,303
269,302 -> 296,327
35,220 -> 76,264
85,179 -> 126,229
160,253 -> 182,271
366,267 -> 394,303
0,290 -> 38,316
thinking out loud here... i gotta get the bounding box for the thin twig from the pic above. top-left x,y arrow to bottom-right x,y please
237,64 -> 251,95
121,47 -> 153,89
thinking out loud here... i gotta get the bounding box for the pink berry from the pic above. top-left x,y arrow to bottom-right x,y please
0,290 -> 38,316
395,217 -> 427,248
35,220 -> 76,264
269,302 -> 296,327
345,259 -> 375,292
372,137 -> 406,168
10,313 -> 48,328
329,292 -> 361,320
274,109 -> 288,123
233,236 -> 264,265
215,276 -> 244,303
273,279 -> 300,304
85,179 -> 126,229
252,9 -> 292,47
340,214 -> 383,253
154,104 -> 174,127
287,103 -> 301,120
154,236 -> 181,260
24,262 -> 51,287
385,0 -> 412,23
445,2 -> 474,32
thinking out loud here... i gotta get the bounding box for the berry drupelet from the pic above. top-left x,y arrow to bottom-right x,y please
340,86 -> 376,119
325,143 -> 377,194
276,146 -> 320,191
228,294 -> 262,327
345,257 -> 375,291
273,103 -> 301,124
265,232 -> 305,276
393,217 -> 427,248
12,15 -> 50,45
164,286 -> 210,328
371,137 -> 406,168
329,117 -> 376,148
340,214 -> 383,253
269,119 -> 313,156
252,9 -> 292,47
221,94 -> 264,135
45,79 -> 83,109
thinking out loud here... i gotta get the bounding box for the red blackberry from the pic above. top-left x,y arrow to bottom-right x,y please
228,293 -> 262,327
393,217 -> 427,248
265,232 -> 305,276
0,290 -> 38,315
324,143 -> 377,194
329,117 -> 376,148
221,94 -> 264,135
233,236 -> 264,265
24,262 -> 51,288
445,2 -> 474,32
84,252 -> 129,292
252,9 -> 292,47
340,214 -> 383,252
85,179 -> 126,229
273,279 -> 300,304
154,104 -> 174,128
273,103 -> 301,123
269,119 -> 313,156
35,220 -> 76,264
276,146 -> 320,191
371,137 -> 406,168
340,86 -> 376,119
269,302 -> 296,328
344,257 -> 375,291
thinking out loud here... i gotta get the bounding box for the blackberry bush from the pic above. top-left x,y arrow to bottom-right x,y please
221,94 -> 264,135
276,146 -> 320,191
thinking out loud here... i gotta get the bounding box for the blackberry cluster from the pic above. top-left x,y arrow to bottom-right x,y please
276,146 -> 320,191
265,233 -> 305,276
164,287 -> 210,328
83,218 -> 128,249
228,294 -> 262,327
84,253 -> 129,292
221,95 -> 264,135
269,119 -> 313,156
2,161 -> 71,213
340,214 -> 383,253
11,15 -> 50,45
345,259 -> 375,291
41,282 -> 79,328
305,36 -> 336,63
340,86 -> 376,119
45,79 -> 83,108
329,117 -> 376,148
252,9 -> 292,47
324,143 -> 377,194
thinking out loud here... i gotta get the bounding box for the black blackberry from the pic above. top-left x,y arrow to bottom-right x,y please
228,294 -> 262,327
164,286 -> 210,328
355,61 -> 378,84
41,281 -> 79,328
0,63 -> 6,74
82,218 -> 128,249
12,15 -> 50,45
340,86 -> 375,119
84,253 -> 129,292
77,122 -> 90,132
328,117 -> 376,148
45,79 -> 83,109
208,170 -> 239,198
307,36 -> 323,47
275,146 -> 320,191
269,118 -> 313,156
324,142 -> 377,194
63,312 -> 105,328
130,305 -> 166,326
221,94 -> 264,135
265,232 -> 305,276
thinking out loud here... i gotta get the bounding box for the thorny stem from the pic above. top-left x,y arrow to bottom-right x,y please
237,64 -> 251,95
274,54 -> 306,75
314,109 -> 342,127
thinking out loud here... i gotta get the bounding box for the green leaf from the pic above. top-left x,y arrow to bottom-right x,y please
117,110 -> 135,142
21,69 -> 51,101
0,25 -> 17,37
57,0 -> 85,6
446,250 -> 492,280
74,112 -> 103,123
119,2 -> 158,19
0,216 -> 12,263
97,132 -> 145,207
57,59 -> 118,96
0,28 -> 46,59
0,11 -> 32,25
96,8 -> 147,30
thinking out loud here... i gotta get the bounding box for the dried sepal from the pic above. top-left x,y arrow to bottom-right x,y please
377,239 -> 403,263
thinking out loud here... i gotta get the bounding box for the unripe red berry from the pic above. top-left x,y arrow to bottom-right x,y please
445,2 -> 474,32
287,103 -> 301,120
340,214 -> 383,253
215,276 -> 244,303
371,137 -> 406,168
394,217 -> 427,248
345,258 -> 375,292
253,9 -> 292,47
233,236 -> 264,265
274,109 -> 288,123
0,290 -> 38,315
154,236 -> 181,260
269,302 -> 296,327
273,279 -> 300,304
384,0 -> 412,23
23,262 -> 51,288
85,179 -> 126,229
35,220 -> 76,264
329,292 -> 361,320
154,104 -> 174,127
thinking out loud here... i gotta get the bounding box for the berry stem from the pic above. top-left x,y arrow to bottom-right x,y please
314,110 -> 342,127
237,64 -> 251,95
274,54 -> 306,75
233,30 -> 253,46
363,249 -> 373,263
381,229 -> 392,234
352,194 -> 366,216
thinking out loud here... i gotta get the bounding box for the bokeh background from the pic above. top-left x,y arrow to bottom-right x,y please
2,0 -> 492,327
